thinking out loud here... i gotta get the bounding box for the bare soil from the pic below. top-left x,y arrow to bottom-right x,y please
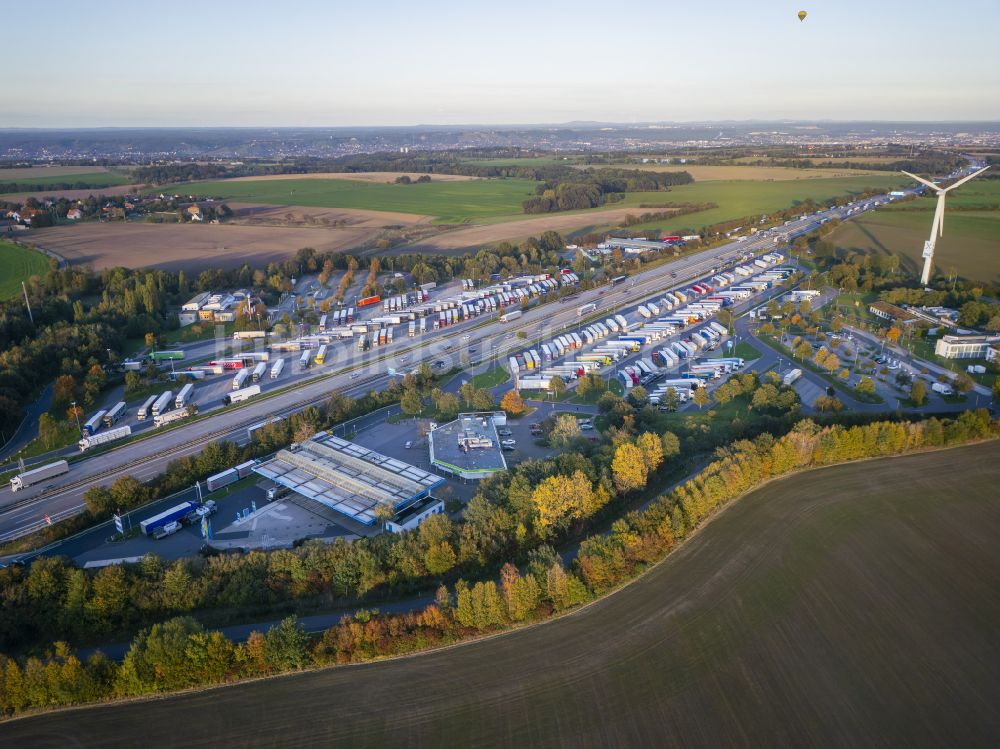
403,206 -> 676,251
26,222 -> 380,272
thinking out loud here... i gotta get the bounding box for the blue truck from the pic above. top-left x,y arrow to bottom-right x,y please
140,501 -> 198,536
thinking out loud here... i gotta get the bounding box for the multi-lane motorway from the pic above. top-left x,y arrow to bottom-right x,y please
0,185 -> 916,542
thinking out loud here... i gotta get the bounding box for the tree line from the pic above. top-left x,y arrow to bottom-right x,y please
0,411 -> 994,717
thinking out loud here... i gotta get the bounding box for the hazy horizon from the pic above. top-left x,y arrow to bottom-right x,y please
5,0 -> 999,127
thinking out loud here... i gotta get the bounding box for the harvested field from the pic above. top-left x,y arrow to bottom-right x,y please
5,442 -> 998,747
0,165 -> 114,179
226,201 -> 433,227
402,206 -> 678,252
26,222 -> 379,272
0,184 -> 139,202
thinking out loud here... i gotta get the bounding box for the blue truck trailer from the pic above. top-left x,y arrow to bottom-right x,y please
140,501 -> 198,536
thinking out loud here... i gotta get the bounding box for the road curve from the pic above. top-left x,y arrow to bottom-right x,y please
4,441 -> 999,748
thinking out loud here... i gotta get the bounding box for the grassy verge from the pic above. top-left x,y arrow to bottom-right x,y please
730,341 -> 762,361
0,240 -> 50,300
19,422 -> 79,459
470,365 -> 510,389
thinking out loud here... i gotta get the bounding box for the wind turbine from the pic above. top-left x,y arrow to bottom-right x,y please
901,166 -> 989,285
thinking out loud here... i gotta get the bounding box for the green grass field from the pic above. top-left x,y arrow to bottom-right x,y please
593,175 -> 906,236
830,184 -> 1000,283
15,443 -> 998,746
461,156 -> 574,167
0,240 -> 50,299
153,177 -> 539,224
0,171 -> 130,193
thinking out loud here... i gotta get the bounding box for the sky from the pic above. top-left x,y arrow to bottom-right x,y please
4,0 -> 999,127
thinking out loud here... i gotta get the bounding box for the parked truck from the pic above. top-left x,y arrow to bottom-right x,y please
151,391 -> 174,418
499,310 -> 522,323
140,501 -> 198,536
79,425 -> 132,451
251,361 -> 268,382
270,358 -> 285,379
206,468 -> 239,492
174,383 -> 195,410
782,368 -> 803,386
223,384 -> 261,405
136,395 -> 158,421
9,460 -> 70,492
103,401 -> 127,428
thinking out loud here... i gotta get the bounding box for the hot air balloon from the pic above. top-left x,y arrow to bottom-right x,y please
798,10 -> 807,21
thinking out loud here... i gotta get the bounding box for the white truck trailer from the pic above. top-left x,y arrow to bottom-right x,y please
10,460 -> 70,492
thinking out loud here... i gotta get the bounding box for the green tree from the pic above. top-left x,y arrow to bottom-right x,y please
548,413 -> 581,448
612,442 -> 649,493
911,379 -> 927,406
855,376 -> 876,397
424,541 -> 457,576
693,387 -> 710,410
660,431 -> 681,459
400,388 -> 423,417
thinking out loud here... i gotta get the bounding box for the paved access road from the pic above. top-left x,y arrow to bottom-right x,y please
0,188 -> 902,541
4,442 -> 998,747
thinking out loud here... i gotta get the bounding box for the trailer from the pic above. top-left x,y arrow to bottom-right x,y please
10,460 -> 70,492
140,501 -> 199,536
154,409 -> 193,427
247,417 -> 284,442
357,295 -> 381,308
269,358 -> 285,379
79,425 -> 132,452
174,383 -> 195,410
223,384 -> 261,405
577,302 -> 597,317
299,349 -> 312,368
233,331 -> 268,340
82,410 -> 106,437
782,368 -> 803,386
149,350 -> 185,362
136,395 -> 157,421
102,401 -> 127,428
232,369 -> 251,390
235,460 -> 257,480
499,310 -> 523,323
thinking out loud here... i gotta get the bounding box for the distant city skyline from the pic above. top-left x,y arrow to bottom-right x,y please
5,0 -> 999,127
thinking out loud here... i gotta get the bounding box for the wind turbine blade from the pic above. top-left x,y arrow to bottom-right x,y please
938,194 -> 945,237
942,166 -> 991,192
901,170 -> 940,191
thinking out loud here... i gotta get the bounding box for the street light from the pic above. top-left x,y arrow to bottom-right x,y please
70,401 -> 82,434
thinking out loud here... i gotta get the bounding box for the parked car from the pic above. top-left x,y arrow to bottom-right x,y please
152,520 -> 181,540
405,441 -> 413,449
497,429 -> 512,437
501,439 -> 516,449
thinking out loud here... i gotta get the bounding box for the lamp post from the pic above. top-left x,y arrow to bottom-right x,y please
70,401 -> 82,434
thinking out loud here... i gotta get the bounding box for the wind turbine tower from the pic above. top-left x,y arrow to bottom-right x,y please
901,166 -> 989,285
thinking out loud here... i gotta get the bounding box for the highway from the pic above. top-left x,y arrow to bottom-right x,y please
0,185 -> 912,542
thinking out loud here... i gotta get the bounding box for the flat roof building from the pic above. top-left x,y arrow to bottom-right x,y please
429,413 -> 508,481
934,334 -> 1000,360
869,301 -> 917,325
252,432 -> 444,527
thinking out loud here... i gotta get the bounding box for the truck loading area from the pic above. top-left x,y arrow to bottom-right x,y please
252,432 -> 443,526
